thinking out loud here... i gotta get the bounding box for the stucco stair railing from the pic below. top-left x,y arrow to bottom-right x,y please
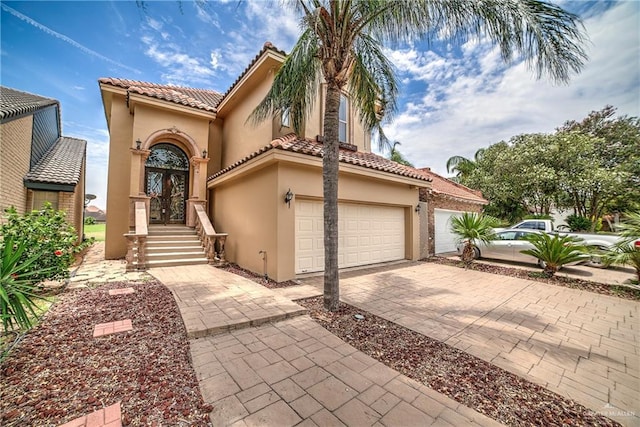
124,201 -> 148,271
193,204 -> 228,266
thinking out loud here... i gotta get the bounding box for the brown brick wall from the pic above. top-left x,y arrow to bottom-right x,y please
0,117 -> 33,220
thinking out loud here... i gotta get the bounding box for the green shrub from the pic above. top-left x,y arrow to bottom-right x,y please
451,212 -> 500,264
521,233 -> 589,276
84,216 -> 96,225
1,204 -> 78,282
0,238 -> 52,331
566,214 -> 591,232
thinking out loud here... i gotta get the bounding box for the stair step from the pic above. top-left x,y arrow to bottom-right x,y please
146,245 -> 203,252
144,258 -> 209,268
146,251 -> 207,261
147,235 -> 200,242
146,240 -> 202,248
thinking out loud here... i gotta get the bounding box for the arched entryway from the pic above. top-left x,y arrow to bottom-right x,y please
145,143 -> 189,224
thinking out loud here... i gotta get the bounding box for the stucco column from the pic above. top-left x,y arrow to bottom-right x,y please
131,148 -> 150,195
187,157 -> 209,227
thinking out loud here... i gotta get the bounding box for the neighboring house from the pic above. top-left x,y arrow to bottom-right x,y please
418,167 -> 487,255
85,205 -> 106,222
0,86 -> 87,241
99,42 -> 431,282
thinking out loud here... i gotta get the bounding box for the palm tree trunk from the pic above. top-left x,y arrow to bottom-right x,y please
323,84 -> 341,311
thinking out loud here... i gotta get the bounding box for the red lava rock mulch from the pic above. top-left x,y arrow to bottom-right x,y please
0,281 -> 211,426
297,296 -> 620,427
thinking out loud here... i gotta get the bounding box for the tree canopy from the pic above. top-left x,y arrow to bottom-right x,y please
460,106 -> 639,227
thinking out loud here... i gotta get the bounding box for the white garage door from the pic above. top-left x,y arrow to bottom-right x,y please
295,200 -> 405,274
434,209 -> 464,254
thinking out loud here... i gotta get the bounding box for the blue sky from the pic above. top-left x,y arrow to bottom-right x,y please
1,1 -> 638,210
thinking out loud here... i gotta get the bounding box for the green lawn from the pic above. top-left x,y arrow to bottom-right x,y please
84,223 -> 105,241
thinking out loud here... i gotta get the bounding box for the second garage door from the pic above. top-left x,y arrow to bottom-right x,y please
295,200 -> 405,274
434,209 -> 464,254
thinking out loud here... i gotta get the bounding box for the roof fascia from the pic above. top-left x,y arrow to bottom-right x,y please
209,149 -> 430,189
128,93 -> 217,120
24,181 -> 75,192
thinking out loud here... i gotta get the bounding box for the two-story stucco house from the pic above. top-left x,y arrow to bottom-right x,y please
99,43 -> 433,282
0,86 -> 87,241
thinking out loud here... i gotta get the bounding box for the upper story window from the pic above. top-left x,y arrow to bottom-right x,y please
339,95 -> 348,143
281,108 -> 291,128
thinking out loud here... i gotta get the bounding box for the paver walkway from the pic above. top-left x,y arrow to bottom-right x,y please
151,266 -> 307,338
151,264 -> 502,426
292,263 -> 640,427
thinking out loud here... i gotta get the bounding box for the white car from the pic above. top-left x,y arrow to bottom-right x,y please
457,229 -> 552,268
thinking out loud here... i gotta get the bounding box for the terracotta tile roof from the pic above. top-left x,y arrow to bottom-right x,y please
209,134 -> 431,183
0,86 -> 58,121
418,168 -> 487,204
24,136 -> 86,187
98,78 -> 222,113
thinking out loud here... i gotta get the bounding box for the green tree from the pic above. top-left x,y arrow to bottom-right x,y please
446,148 -> 485,183
389,141 -> 413,167
559,106 -> 640,215
251,0 -> 586,311
450,212 -> 498,264
521,233 -> 588,276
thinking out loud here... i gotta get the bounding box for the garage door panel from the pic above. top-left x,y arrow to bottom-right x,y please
434,209 -> 464,254
296,201 -> 405,273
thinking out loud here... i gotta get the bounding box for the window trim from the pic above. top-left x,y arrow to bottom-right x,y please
339,94 -> 348,143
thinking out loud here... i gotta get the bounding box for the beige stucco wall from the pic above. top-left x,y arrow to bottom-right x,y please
210,157 -> 421,282
220,76 -> 274,168
0,117 -> 32,218
211,163 -> 279,278
105,94 -> 134,259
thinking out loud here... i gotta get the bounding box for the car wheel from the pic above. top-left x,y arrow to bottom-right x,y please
538,259 -> 547,269
472,247 -> 480,259
586,246 -> 611,269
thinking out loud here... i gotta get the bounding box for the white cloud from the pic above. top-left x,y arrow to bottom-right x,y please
142,35 -> 216,86
382,2 -> 640,178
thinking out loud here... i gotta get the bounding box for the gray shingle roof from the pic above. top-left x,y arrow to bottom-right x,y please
0,86 -> 59,122
24,136 -> 86,189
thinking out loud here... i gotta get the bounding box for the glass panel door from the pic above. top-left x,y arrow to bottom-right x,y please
147,170 -> 163,222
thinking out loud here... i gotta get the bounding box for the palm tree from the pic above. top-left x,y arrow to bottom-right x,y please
606,212 -> 640,281
450,212 -> 498,264
521,233 -> 588,276
251,0 -> 586,311
446,148 -> 485,182
390,141 -> 414,167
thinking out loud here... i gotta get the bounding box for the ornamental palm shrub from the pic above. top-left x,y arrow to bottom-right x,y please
606,212 -> 640,282
0,204 -> 77,282
0,238 -> 52,331
450,213 -> 499,264
521,233 -> 589,277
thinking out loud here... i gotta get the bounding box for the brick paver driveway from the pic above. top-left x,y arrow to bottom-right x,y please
300,263 -> 640,426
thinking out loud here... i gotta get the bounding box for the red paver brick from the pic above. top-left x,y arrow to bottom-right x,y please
93,319 -> 133,337
59,402 -> 121,427
108,287 -> 135,296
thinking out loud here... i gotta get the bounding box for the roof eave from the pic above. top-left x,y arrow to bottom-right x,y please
128,92 -> 217,120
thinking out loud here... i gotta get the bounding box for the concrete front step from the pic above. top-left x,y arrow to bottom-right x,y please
144,258 -> 209,268
146,245 -> 204,253
142,225 -> 209,268
147,251 -> 207,262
